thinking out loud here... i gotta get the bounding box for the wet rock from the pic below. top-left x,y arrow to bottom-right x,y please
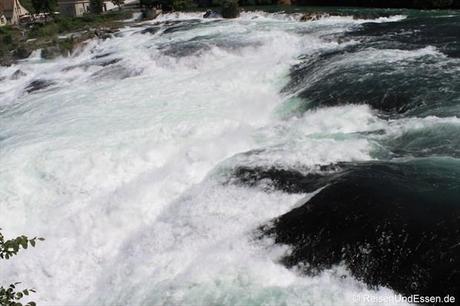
13,47 -> 32,60
162,20 -> 202,35
260,160 -> 460,300
41,46 -> 63,60
91,65 -> 141,80
25,79 -> 55,93
142,8 -> 161,20
228,165 -> 341,193
98,58 -> 122,67
139,26 -> 161,35
10,69 -> 27,80
94,28 -> 117,40
203,10 -> 221,19
92,52 -> 113,60
299,12 -> 328,22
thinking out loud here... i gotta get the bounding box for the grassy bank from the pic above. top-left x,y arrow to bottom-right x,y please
0,10 -> 132,66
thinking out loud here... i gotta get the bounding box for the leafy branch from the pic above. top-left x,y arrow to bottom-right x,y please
0,229 -> 44,306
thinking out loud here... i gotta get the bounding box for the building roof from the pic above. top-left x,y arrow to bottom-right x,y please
0,0 -> 29,19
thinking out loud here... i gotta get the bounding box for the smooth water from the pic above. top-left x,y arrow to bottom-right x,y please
0,9 -> 459,306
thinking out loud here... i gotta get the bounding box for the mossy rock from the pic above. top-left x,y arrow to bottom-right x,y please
13,47 -> 32,59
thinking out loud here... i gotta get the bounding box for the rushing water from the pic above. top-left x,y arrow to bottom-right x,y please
0,9 -> 459,306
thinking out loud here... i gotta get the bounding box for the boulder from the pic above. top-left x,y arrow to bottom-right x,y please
221,0 -> 239,19
259,160 -> 460,300
203,10 -> 221,18
25,79 -> 55,93
299,12 -> 328,21
10,69 -> 26,80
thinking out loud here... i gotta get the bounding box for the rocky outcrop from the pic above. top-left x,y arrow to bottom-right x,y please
25,79 -> 56,93
203,10 -> 222,18
258,160 -> 460,301
299,12 -> 328,21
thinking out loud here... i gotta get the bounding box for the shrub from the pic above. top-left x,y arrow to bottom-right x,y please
90,0 -> 104,14
2,34 -> 13,45
172,0 -> 196,10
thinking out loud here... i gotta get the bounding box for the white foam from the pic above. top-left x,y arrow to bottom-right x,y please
0,12 -> 410,306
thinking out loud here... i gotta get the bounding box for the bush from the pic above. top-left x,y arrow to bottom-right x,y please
90,0 -> 103,14
172,0 -> 196,10
2,34 -> 13,45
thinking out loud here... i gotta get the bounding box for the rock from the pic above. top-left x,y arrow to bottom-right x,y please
299,12 -> 328,22
98,58 -> 122,67
260,160 -> 460,300
10,69 -> 27,80
142,8 -> 161,20
41,46 -> 62,60
94,28 -> 116,40
221,0 -> 239,19
92,52 -> 113,59
203,10 -> 221,19
13,47 -> 32,60
25,79 -> 55,93
91,65 -> 141,80
139,26 -> 161,35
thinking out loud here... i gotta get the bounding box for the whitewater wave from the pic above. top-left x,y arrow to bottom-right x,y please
2,10 -> 458,306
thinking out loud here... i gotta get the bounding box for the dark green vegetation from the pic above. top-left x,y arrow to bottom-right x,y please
0,229 -> 44,306
221,0 -> 240,17
90,0 -> 104,14
140,0 -> 196,11
0,11 -> 130,65
19,0 -> 56,14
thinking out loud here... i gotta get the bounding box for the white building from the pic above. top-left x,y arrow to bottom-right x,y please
58,0 -> 116,17
0,0 -> 30,25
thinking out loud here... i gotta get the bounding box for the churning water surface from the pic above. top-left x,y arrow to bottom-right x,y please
1,9 -> 459,306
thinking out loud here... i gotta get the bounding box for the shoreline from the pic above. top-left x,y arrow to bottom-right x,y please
1,5 -> 458,67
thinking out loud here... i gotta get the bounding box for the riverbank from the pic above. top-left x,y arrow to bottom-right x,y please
0,11 -> 133,66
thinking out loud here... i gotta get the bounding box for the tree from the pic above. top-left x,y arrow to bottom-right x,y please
30,0 -> 55,14
90,0 -> 104,14
0,229 -> 44,306
111,0 -> 125,10
171,0 -> 196,10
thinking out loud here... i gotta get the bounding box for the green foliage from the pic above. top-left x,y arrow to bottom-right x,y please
27,12 -> 129,39
172,0 -> 196,10
0,231 -> 44,262
221,0 -> 239,18
90,0 -> 104,14
2,34 -> 13,45
30,0 -> 55,13
0,283 -> 37,306
19,0 -> 35,13
140,0 -> 157,8
0,229 -> 44,306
